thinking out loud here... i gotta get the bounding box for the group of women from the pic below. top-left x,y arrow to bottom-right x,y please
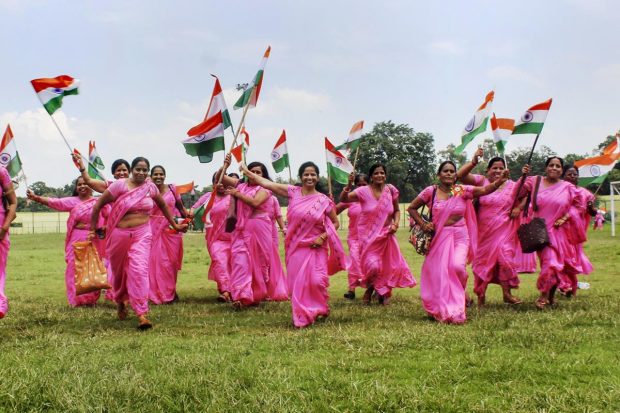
0,147 -> 599,328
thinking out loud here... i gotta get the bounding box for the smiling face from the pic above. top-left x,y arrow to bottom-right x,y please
486,160 -> 506,182
301,166 -> 318,188
563,167 -> 579,185
545,158 -> 563,180
438,162 -> 457,185
76,177 -> 92,198
132,161 -> 149,184
114,164 -> 129,180
150,167 -> 166,186
370,166 -> 386,185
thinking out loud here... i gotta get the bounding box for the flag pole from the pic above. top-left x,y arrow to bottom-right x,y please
287,164 -> 293,183
352,146 -> 360,170
48,113 -> 73,154
511,133 -> 541,209
325,149 -> 333,198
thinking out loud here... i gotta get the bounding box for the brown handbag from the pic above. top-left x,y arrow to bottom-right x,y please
517,176 -> 550,253
73,241 -> 111,295
408,186 -> 436,255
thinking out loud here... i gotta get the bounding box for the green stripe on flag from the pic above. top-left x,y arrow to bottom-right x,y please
512,122 -> 544,135
6,154 -> 22,178
495,140 -> 506,156
579,174 -> 608,187
272,153 -> 289,173
455,119 -> 488,155
328,163 -> 350,185
183,136 -> 225,164
42,88 -> 79,115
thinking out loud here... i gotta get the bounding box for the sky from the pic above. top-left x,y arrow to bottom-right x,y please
1,0 -> 619,194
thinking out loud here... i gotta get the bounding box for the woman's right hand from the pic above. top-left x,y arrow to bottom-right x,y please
472,147 -> 483,165
423,222 -> 434,233
26,188 -> 35,200
347,171 -> 355,186
223,153 -> 232,168
522,164 -> 531,175
72,153 -> 85,170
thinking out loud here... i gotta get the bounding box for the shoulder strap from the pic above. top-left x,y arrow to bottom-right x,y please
429,186 -> 437,221
532,176 -> 542,212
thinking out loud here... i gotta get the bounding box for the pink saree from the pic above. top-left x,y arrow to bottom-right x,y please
0,168 -> 11,316
267,196 -> 288,301
520,177 -> 582,294
343,202 -> 362,289
106,180 -> 158,316
193,192 -> 232,294
470,176 -> 520,297
48,196 -> 103,307
148,186 -> 184,304
229,183 -> 271,306
285,186 -> 347,328
355,185 -> 415,298
418,185 -> 478,324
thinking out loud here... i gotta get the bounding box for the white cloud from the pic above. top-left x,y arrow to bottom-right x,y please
486,65 -> 544,87
428,41 -> 465,56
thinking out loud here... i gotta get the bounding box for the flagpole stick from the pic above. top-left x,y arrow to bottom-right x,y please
217,93 -> 253,187
511,133 -> 541,209
592,181 -> 605,196
352,146 -> 360,170
287,164 -> 293,183
325,151 -> 333,198
47,113 -> 74,154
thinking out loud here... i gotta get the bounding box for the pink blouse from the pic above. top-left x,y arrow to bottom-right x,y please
107,179 -> 158,214
418,185 -> 475,222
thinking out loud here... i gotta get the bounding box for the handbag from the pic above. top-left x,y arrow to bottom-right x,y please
409,186 -> 436,255
517,176 -> 550,253
73,241 -> 111,295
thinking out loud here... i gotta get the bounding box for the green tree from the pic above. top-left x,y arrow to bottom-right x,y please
437,143 -> 467,166
505,145 -> 557,178
353,121 -> 435,202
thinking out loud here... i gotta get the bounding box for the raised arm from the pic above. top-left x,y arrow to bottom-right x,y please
457,147 -> 483,185
72,153 -> 108,193
239,163 -> 289,198
472,169 -> 510,198
0,181 -> 17,241
339,172 -> 359,203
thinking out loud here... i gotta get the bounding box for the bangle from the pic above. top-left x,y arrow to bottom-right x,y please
79,168 -> 85,172
343,187 -> 351,192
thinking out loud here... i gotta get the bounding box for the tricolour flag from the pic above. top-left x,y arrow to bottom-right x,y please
234,46 -> 271,110
335,120 -> 364,153
490,114 -> 515,156
175,181 -> 195,195
455,91 -> 494,155
0,125 -> 23,179
271,130 -> 290,173
30,75 -> 80,115
512,98 -> 552,136
205,77 -> 232,128
575,153 -> 620,186
325,137 -> 354,185
601,133 -> 619,156
231,127 -> 250,163
88,141 -> 105,180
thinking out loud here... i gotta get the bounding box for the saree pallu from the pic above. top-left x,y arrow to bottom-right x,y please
285,186 -> 346,328
200,194 -> 232,294
471,177 -> 520,297
149,188 -> 184,304
0,212 -> 8,316
356,185 -> 415,298
346,203 -> 362,289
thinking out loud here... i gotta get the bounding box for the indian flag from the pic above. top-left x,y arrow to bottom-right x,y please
490,114 -> 515,156
325,137 -> 353,185
335,120 -> 364,153
175,181 -> 195,195
601,133 -> 619,156
30,75 -> 80,115
231,127 -> 250,163
0,125 -> 23,179
455,91 -> 494,155
88,141 -> 105,180
575,153 -> 619,186
512,98 -> 552,135
183,77 -> 231,163
271,130 -> 290,173
234,46 -> 271,110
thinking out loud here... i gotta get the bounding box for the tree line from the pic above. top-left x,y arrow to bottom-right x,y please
18,121 -> 619,212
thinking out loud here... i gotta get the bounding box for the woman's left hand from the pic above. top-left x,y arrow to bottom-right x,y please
0,227 -> 7,241
311,235 -> 325,248
388,222 -> 398,234
174,223 -> 189,233
225,188 -> 240,198
509,207 -> 521,219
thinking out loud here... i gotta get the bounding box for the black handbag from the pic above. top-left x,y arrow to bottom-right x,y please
517,176 -> 550,253
224,197 -> 237,233
409,187 -> 436,255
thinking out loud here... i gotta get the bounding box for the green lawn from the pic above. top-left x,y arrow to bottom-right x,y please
0,229 -> 619,412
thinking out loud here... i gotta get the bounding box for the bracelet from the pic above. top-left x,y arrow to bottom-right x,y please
343,187 -> 351,192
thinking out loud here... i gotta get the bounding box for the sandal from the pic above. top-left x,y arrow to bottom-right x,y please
232,301 -> 244,311
117,302 -> 128,321
137,315 -> 153,330
503,294 -> 523,305
535,297 -> 550,310
343,291 -> 355,300
362,287 -> 374,305
465,295 -> 474,308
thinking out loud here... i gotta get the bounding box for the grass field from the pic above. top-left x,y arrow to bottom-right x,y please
0,229 -> 619,412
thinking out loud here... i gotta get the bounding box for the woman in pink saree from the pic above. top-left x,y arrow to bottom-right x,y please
560,164 -> 597,296
148,165 -> 187,305
239,161 -> 346,328
515,157 -> 582,309
90,157 -> 187,330
457,150 -> 523,305
340,164 -> 415,305
74,156 -> 131,301
0,166 -> 17,319
593,211 -> 605,230
267,195 -> 288,301
27,177 -> 105,307
217,155 -> 281,309
336,173 -> 368,300
190,174 -> 232,302
409,161 -> 509,324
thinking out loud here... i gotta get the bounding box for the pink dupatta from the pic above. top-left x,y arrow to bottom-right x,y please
106,182 -> 157,234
